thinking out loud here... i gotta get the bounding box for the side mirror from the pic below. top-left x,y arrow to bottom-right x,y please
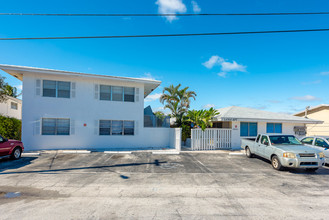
264,141 -> 269,146
4,138 -> 8,142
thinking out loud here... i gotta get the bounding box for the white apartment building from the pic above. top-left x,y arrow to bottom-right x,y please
0,65 -> 180,151
0,95 -> 22,119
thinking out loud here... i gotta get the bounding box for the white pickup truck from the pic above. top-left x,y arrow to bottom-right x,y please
241,134 -> 325,171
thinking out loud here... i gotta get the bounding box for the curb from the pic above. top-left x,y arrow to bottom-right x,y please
104,151 -> 132,154
152,151 -> 180,155
22,153 -> 40,156
61,150 -> 91,154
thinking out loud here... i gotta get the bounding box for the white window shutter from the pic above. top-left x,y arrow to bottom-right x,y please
70,119 -> 75,135
135,88 -> 140,102
94,84 -> 99,99
135,120 -> 138,135
94,120 -> 99,135
35,79 -> 41,96
34,118 -> 41,135
71,82 -> 76,98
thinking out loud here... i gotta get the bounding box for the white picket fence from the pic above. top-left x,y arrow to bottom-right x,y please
191,129 -> 232,150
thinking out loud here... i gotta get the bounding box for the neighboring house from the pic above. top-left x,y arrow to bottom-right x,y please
144,105 -> 170,128
0,64 -> 180,151
0,95 -> 22,119
294,104 -> 329,136
210,106 -> 322,149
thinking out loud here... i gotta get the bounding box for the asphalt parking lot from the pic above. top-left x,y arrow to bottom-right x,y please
1,152 -> 329,220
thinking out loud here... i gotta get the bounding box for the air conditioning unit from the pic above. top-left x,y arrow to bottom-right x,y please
294,126 -> 306,136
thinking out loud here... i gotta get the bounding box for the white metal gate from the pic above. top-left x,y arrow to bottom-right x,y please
191,128 -> 232,150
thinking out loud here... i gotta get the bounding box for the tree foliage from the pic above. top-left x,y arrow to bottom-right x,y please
0,75 -> 7,103
186,107 -> 220,131
160,84 -> 196,127
0,115 -> 22,140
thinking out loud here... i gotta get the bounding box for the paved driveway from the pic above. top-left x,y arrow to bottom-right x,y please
0,152 -> 329,219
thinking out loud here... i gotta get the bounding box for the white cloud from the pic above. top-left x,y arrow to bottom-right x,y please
320,71 -> 329,75
191,1 -> 201,13
203,55 -> 246,77
141,72 -> 156,80
145,93 -> 162,102
289,95 -> 321,101
203,104 -> 215,109
217,72 -> 227,78
221,60 -> 246,72
156,0 -> 187,22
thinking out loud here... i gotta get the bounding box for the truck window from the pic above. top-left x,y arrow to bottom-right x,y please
315,138 -> 329,148
301,137 -> 314,145
256,135 -> 261,143
261,136 -> 269,145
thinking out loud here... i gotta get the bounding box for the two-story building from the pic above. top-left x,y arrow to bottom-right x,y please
0,95 -> 22,119
0,64 -> 180,151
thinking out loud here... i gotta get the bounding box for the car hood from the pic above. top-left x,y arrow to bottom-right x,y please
8,139 -> 21,143
274,144 -> 321,154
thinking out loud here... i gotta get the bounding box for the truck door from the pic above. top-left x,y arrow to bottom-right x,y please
0,136 -> 11,156
259,135 -> 270,157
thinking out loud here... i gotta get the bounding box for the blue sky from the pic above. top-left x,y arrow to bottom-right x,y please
1,0 -> 329,114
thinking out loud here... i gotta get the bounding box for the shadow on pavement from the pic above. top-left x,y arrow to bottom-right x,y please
0,157 -> 38,173
0,159 -> 165,177
250,155 -> 329,175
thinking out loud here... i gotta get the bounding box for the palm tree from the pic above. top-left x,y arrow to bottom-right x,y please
0,76 -> 8,102
3,85 -> 19,98
160,84 -> 197,127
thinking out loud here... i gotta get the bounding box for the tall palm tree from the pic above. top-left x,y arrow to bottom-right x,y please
3,85 -> 19,98
0,76 -> 8,102
160,84 -> 197,127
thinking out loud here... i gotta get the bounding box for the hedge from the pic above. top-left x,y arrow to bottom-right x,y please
0,115 -> 21,140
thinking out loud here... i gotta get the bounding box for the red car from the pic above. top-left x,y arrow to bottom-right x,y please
0,135 -> 24,160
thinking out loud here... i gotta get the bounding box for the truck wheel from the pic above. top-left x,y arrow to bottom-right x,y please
11,147 -> 22,160
271,155 -> 284,171
306,168 -> 318,172
245,147 -> 253,158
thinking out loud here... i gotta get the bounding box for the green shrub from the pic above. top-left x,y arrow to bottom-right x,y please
0,115 -> 21,140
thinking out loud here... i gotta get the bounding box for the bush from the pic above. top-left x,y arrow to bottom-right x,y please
0,115 -> 21,140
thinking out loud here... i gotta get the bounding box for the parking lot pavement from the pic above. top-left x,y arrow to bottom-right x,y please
1,152 -> 329,219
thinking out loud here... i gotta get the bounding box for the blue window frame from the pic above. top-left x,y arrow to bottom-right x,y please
240,122 -> 258,137
267,123 -> 282,133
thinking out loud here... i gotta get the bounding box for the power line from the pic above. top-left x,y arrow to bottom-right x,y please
1,28 -> 329,41
1,12 -> 329,17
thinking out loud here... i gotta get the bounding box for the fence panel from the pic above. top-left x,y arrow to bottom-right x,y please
191,128 -> 232,150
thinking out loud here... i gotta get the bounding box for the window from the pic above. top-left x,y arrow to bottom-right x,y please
112,86 -> 123,101
99,120 -> 134,136
124,121 -> 134,135
112,120 -> 123,135
11,102 -> 18,110
124,87 -> 135,102
99,120 -> 111,135
100,85 -> 111,101
42,118 -> 70,135
240,122 -> 258,137
256,134 -> 261,143
315,138 -> 329,148
57,81 -> 71,98
301,137 -> 314,145
267,123 -> 282,133
261,136 -> 269,145
43,80 -> 70,98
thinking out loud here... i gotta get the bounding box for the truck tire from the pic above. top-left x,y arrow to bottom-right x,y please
271,155 -> 284,171
10,147 -> 22,160
306,168 -> 318,172
245,147 -> 253,158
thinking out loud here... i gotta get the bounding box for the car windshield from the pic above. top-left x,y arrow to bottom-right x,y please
269,135 -> 302,145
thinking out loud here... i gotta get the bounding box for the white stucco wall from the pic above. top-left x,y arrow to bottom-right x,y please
21,73 -> 174,150
0,97 -> 22,119
231,121 -> 305,150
